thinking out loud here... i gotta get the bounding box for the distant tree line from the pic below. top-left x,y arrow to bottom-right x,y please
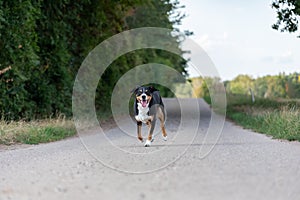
0,0 -> 190,120
191,72 -> 300,99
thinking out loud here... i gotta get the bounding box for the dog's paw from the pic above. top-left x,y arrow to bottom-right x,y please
138,137 -> 144,143
144,140 -> 152,147
163,135 -> 167,141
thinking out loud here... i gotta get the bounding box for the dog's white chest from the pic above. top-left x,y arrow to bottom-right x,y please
135,103 -> 151,123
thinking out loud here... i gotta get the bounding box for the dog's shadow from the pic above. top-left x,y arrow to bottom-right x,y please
119,142 -> 257,149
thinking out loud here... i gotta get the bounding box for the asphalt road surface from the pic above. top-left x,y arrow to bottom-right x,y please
1,98 -> 300,200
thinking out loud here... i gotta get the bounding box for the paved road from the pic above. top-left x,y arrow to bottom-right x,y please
1,98 -> 300,200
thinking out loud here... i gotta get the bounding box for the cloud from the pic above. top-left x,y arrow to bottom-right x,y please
261,50 -> 294,65
278,50 -> 293,64
194,32 -> 232,51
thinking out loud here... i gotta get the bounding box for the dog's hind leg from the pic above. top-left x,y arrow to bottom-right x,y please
160,123 -> 167,141
158,107 -> 167,141
137,121 -> 143,142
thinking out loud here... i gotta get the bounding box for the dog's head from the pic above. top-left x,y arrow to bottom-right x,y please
131,86 -> 157,108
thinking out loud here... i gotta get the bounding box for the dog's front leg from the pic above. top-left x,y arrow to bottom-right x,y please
144,118 -> 156,147
137,121 -> 143,142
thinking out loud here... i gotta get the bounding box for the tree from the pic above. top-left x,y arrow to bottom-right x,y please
286,72 -> 300,98
0,0 -> 191,120
122,0 -> 190,97
264,75 -> 286,98
0,0 -> 41,119
253,77 -> 269,98
228,75 -> 253,95
272,0 -> 300,37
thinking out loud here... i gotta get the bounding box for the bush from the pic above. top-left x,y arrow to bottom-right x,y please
0,0 -> 189,120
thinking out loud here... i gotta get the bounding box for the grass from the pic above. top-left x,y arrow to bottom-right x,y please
224,93 -> 300,142
0,110 -> 115,146
0,116 -> 76,145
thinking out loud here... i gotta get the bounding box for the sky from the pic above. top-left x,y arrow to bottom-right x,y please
178,0 -> 300,81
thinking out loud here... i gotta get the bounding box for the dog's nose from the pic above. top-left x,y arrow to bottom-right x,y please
142,95 -> 146,100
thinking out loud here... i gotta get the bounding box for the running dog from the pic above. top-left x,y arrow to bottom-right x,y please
132,86 -> 167,147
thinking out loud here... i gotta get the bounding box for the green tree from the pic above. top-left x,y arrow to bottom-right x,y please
228,75 -> 253,95
286,72 -> 300,98
0,0 -> 191,120
264,75 -> 286,98
272,0 -> 300,37
0,0 -> 41,119
253,77 -> 269,98
122,0 -> 190,97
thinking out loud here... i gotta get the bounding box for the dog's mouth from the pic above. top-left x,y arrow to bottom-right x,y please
137,98 -> 149,108
141,99 -> 148,107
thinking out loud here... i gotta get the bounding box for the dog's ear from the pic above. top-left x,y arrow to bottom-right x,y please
131,86 -> 140,93
148,85 -> 158,92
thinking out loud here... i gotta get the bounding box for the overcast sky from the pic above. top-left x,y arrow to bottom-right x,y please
178,0 -> 300,81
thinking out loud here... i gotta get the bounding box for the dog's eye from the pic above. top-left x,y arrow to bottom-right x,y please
145,90 -> 148,92
139,90 -> 142,92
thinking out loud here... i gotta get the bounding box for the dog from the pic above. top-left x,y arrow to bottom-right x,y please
131,86 -> 167,147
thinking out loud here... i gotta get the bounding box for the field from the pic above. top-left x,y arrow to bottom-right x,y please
225,94 -> 300,142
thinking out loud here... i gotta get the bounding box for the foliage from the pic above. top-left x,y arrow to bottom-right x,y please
0,0 -> 190,120
225,72 -> 299,99
272,0 -> 300,37
0,0 -> 41,119
190,77 -> 222,98
226,75 -> 253,95
262,75 -> 286,98
260,73 -> 300,98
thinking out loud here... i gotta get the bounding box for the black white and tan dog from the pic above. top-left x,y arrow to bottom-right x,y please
132,86 -> 167,147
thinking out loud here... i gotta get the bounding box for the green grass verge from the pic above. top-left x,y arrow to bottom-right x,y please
227,107 -> 300,141
204,94 -> 300,142
0,110 -> 115,145
16,126 -> 75,145
0,117 -> 76,145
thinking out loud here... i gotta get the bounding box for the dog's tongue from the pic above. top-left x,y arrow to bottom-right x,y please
141,100 -> 147,107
